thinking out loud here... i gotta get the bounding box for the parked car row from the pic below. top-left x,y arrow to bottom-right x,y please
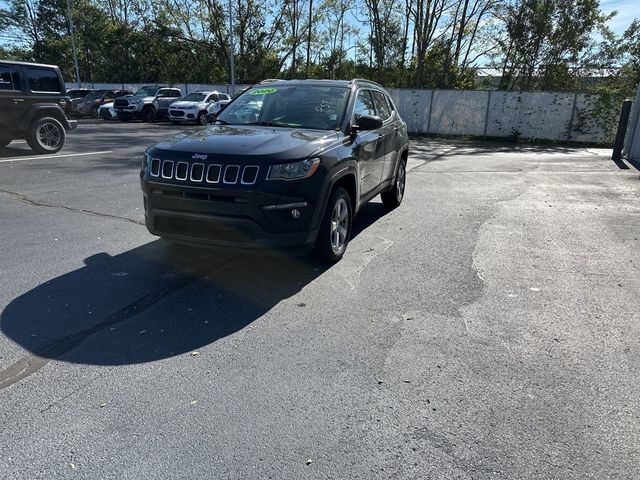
65,86 -> 232,124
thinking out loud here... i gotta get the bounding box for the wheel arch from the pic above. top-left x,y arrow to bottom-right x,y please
20,105 -> 71,131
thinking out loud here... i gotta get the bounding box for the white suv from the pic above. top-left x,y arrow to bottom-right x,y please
168,91 -> 230,125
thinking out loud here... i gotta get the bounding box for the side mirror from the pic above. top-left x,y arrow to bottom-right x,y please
356,114 -> 383,131
350,114 -> 383,140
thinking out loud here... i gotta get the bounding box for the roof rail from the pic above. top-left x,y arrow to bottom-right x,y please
351,78 -> 384,88
259,78 -> 282,84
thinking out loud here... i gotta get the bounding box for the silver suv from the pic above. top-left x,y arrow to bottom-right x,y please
114,86 -> 182,122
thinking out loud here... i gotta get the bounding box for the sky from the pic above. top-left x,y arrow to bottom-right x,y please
0,0 -> 638,48
599,0 -> 638,35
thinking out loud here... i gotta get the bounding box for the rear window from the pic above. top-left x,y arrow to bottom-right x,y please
0,66 -> 21,91
371,91 -> 392,121
26,68 -> 62,93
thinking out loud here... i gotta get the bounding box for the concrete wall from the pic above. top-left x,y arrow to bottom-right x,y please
387,88 -> 615,144
69,82 -> 618,144
623,84 -> 640,162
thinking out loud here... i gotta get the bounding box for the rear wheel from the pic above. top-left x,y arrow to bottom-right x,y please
381,157 -> 406,210
26,117 -> 66,154
315,187 -> 353,262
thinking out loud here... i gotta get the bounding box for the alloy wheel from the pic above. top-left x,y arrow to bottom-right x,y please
330,198 -> 349,254
37,122 -> 62,149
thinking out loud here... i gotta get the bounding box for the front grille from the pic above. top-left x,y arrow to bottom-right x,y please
114,98 -> 129,108
169,110 -> 185,117
149,159 -> 259,186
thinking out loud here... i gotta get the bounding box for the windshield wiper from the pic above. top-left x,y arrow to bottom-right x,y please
246,121 -> 291,128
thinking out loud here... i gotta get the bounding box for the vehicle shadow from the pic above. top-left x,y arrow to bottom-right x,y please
0,143 -> 36,158
0,203 -> 390,367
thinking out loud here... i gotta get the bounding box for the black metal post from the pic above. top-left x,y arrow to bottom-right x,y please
612,99 -> 633,161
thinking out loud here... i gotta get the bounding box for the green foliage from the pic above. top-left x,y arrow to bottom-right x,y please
0,0 -> 638,93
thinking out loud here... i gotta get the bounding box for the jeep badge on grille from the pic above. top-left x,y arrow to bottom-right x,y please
192,153 -> 208,160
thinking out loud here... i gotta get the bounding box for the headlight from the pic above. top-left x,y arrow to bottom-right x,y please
142,153 -> 149,173
131,99 -> 141,104
267,158 -> 320,181
187,105 -> 197,109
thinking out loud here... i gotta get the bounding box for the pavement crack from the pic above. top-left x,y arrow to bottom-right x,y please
0,275 -> 195,390
0,187 -> 144,226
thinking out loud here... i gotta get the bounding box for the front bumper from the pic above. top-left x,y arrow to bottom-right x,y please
141,178 -> 321,251
115,105 -> 142,114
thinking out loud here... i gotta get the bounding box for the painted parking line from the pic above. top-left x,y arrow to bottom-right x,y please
0,151 -> 113,164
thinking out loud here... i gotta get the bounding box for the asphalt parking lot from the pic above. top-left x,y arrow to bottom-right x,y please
1,120 -> 639,479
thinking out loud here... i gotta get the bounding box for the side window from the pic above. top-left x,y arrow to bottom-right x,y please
0,66 -> 21,91
353,90 -> 376,120
371,91 -> 391,121
209,94 -> 219,102
170,89 -> 181,98
26,68 -> 62,93
157,89 -> 169,97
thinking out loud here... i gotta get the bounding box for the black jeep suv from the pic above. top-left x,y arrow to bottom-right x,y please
140,79 -> 409,261
0,60 -> 77,153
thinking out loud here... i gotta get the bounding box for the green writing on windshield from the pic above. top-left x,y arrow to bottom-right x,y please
249,88 -> 278,96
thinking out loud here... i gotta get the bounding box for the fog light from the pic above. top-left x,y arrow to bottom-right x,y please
291,209 -> 301,219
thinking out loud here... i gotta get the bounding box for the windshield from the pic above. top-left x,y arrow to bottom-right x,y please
182,92 -> 207,102
134,86 -> 159,97
84,91 -> 105,100
217,85 -> 350,130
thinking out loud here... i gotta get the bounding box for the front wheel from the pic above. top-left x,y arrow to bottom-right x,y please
381,157 -> 406,210
197,111 -> 208,125
141,107 -> 156,122
315,187 -> 353,262
26,117 -> 66,154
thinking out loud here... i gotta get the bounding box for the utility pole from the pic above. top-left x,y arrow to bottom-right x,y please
66,0 -> 81,87
306,0 -> 313,78
228,0 -> 236,96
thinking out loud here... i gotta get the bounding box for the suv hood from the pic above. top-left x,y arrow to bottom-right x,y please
122,95 -> 155,101
148,125 -> 342,163
170,101 -> 206,109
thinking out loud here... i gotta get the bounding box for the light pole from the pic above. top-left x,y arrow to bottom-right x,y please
228,0 -> 236,96
66,0 -> 81,87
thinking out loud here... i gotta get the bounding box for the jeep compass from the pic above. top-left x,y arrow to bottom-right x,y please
140,79 -> 409,261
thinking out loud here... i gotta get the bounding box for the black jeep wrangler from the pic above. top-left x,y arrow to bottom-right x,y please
0,60 -> 77,154
141,79 -> 409,261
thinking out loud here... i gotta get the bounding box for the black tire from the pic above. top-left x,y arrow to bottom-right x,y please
315,187 -> 353,262
142,107 -> 156,123
381,157 -> 406,210
100,109 -> 112,120
26,117 -> 66,154
197,111 -> 207,125
0,138 -> 11,148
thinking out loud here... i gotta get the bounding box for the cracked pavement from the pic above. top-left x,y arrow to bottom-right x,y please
1,122 -> 639,479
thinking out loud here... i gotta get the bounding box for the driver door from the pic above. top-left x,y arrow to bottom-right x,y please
352,89 -> 385,197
